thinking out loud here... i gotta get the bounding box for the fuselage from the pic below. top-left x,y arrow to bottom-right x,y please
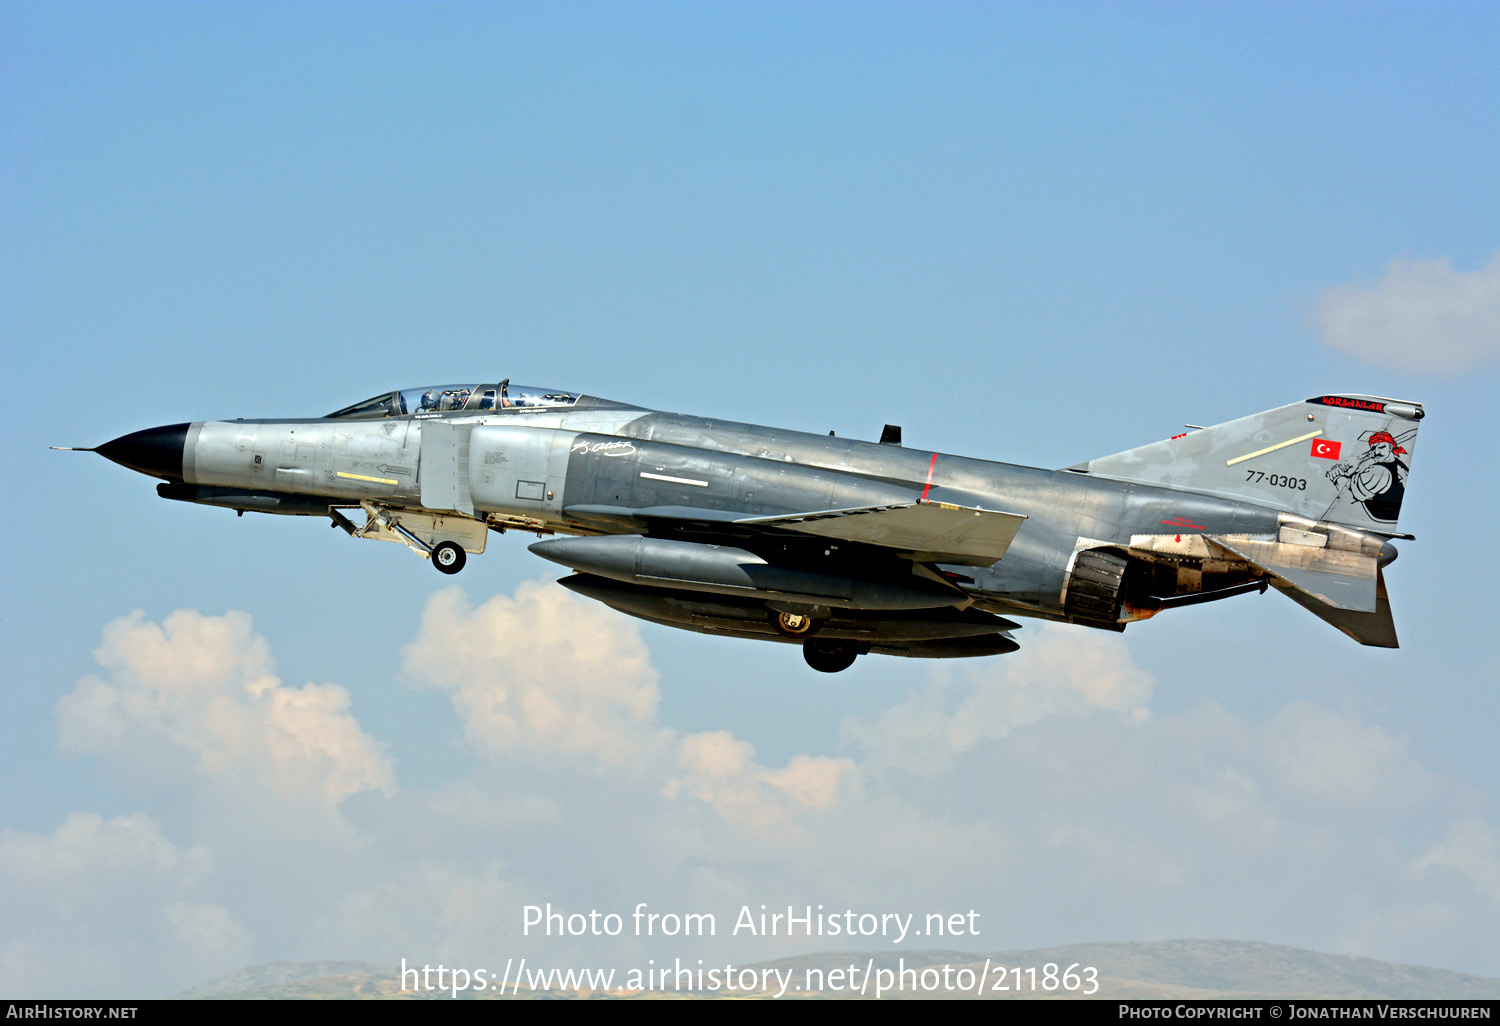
83,384 -> 1420,670
107,395 -> 1287,627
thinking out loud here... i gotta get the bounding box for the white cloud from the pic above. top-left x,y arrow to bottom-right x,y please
663,730 -> 854,841
843,624 -> 1153,776
401,585 -> 858,841
306,860 -> 531,965
17,584 -> 1500,993
1314,252 -> 1500,375
761,754 -> 848,810
1265,701 -> 1437,813
950,622 -> 1153,741
400,583 -> 665,765
1168,768 -> 1278,850
0,812 -> 211,899
56,609 -> 393,806
164,901 -> 254,964
1413,818 -> 1500,905
0,814 -> 248,996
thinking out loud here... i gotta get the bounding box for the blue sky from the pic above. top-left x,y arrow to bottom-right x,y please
3,1 -> 1498,998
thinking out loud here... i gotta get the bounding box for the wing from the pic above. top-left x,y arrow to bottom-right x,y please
563,501 -> 1027,567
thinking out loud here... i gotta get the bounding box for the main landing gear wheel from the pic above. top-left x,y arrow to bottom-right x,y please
772,611 -> 820,638
803,639 -> 858,673
430,541 -> 466,575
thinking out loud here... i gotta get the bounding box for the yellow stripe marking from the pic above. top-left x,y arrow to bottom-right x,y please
1225,431 -> 1321,467
337,471 -> 399,486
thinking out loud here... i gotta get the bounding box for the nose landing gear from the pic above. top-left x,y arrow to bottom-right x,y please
334,502 -> 485,574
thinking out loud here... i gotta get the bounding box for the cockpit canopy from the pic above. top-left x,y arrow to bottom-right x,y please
325,381 -> 580,420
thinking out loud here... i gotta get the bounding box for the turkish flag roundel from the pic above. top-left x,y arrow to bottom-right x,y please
1311,439 -> 1342,460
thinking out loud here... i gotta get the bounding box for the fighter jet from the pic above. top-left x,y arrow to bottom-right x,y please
62,381 -> 1422,672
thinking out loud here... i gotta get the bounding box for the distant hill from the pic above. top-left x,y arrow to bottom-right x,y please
177,962 -> 397,1000
177,941 -> 1500,1000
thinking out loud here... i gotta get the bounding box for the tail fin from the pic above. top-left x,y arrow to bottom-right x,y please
1070,395 -> 1424,532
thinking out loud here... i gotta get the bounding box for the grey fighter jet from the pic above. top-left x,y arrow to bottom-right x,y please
63,382 -> 1422,672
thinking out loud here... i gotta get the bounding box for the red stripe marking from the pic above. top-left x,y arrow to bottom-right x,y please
920,452 -> 938,501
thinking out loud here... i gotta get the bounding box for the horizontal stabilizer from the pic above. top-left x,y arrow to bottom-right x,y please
1271,566 -> 1399,648
1210,537 -> 1377,612
1210,536 -> 1395,646
739,502 -> 1027,567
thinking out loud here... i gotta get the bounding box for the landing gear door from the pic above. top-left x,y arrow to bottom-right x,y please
419,421 -> 476,516
468,425 -> 576,520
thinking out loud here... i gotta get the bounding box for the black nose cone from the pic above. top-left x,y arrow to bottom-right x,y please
95,423 -> 190,481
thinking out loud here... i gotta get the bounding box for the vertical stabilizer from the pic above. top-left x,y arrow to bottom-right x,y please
1069,395 -> 1423,532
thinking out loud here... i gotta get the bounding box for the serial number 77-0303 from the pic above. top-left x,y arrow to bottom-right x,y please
1245,470 -> 1307,490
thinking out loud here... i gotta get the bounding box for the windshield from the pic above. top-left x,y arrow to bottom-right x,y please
326,381 -> 581,419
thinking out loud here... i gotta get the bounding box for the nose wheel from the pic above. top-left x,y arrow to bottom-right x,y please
431,541 -> 467,574
803,639 -> 860,673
